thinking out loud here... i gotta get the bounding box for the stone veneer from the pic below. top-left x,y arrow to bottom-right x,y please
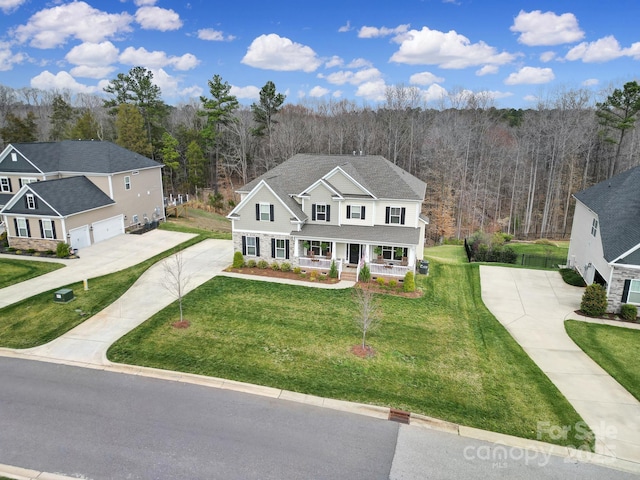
9,237 -> 62,252
233,233 -> 296,266
607,264 -> 640,313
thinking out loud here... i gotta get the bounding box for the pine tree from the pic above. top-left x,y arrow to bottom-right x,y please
115,103 -> 152,157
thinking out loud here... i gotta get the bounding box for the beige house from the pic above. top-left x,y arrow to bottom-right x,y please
0,140 -> 164,251
228,153 -> 428,280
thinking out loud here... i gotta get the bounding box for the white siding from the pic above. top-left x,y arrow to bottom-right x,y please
373,201 -> 420,228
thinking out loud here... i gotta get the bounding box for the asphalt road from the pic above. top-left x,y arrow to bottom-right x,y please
1,357 -> 638,480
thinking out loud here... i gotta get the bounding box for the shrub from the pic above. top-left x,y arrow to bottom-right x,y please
388,279 -> 398,288
580,284 -> 608,317
329,260 -> 338,278
403,271 -> 416,292
7,247 -> 16,252
443,238 -> 464,245
376,277 -> 386,287
293,266 -> 301,274
232,251 -> 245,268
247,259 -> 257,268
310,270 -> 318,280
270,262 -> 280,271
499,246 -> 518,264
358,263 -> 371,282
559,268 -> 586,287
56,242 -> 70,258
280,262 -> 291,272
257,259 -> 269,269
45,250 -> 55,256
27,248 -> 36,254
620,304 -> 638,322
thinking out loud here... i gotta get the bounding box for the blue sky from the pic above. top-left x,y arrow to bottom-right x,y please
1,0 -> 639,108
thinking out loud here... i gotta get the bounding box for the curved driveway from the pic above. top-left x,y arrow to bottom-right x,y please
480,266 -> 640,464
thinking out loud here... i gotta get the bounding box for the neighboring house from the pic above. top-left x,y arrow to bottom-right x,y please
567,165 -> 640,312
0,140 -> 164,251
227,153 -> 428,279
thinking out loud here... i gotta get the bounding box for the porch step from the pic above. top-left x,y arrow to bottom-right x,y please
341,271 -> 357,281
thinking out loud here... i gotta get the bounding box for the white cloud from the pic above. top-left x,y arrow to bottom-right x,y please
149,68 -> 179,96
0,0 -> 26,14
540,51 -> 556,62
338,21 -> 352,33
358,24 -> 410,39
511,10 -> 584,46
197,28 -> 235,41
332,90 -> 343,98
0,41 -> 25,71
420,84 -> 447,103
65,41 -> 119,66
565,36 -> 626,63
241,34 -> 322,72
230,85 -> 261,100
504,66 -> 555,85
523,94 -> 538,103
483,90 -> 514,100
356,79 -> 387,101
409,71 -> 444,85
119,46 -> 199,70
582,78 -> 599,86
70,65 -> 116,79
134,0 -> 156,5
14,2 -> 133,48
135,6 -> 182,31
475,65 -> 498,76
309,86 -> 330,97
322,67 -> 382,86
325,56 -> 343,68
390,27 -> 517,68
346,58 -> 372,68
179,85 -> 204,98
30,70 -> 97,93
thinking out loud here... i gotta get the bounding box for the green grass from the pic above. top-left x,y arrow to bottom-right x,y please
109,260 -> 591,449
0,258 -> 64,288
508,241 -> 569,258
159,220 -> 231,239
565,320 -> 640,402
0,235 -> 206,349
423,245 -> 467,264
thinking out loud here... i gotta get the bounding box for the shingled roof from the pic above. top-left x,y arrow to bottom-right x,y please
574,165 -> 640,262
238,154 -> 426,220
7,140 -> 160,174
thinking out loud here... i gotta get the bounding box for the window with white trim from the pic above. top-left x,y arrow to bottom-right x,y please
591,218 -> 598,237
42,219 -> 55,239
26,193 -> 36,209
20,177 -> 37,187
315,204 -> 327,221
124,176 -> 131,190
389,207 -> 402,224
16,218 -> 28,237
629,280 -> 640,304
246,236 -> 257,256
350,205 -> 362,219
0,177 -> 10,192
259,203 -> 271,221
275,239 -> 286,259
380,245 -> 407,261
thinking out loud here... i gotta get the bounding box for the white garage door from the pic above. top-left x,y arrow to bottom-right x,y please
69,225 -> 91,249
92,215 -> 124,243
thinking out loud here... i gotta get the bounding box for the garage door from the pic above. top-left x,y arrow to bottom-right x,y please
92,215 -> 124,243
69,225 -> 91,249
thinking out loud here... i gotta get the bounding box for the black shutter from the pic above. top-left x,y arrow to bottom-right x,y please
8,178 -> 12,191
346,205 -> 351,219
385,207 -> 390,224
326,205 -> 330,222
242,235 -> 247,255
39,220 -> 44,238
622,279 -> 631,303
285,239 -> 290,259
401,208 -> 406,225
270,204 -> 274,222
312,204 -> 316,221
34,197 -> 38,209
361,206 -> 366,220
271,238 -> 276,258
256,238 -> 260,257
19,179 -> 22,188
255,204 -> 260,221
13,218 -> 18,236
24,196 -> 28,208
52,222 -> 57,239
25,219 -> 31,237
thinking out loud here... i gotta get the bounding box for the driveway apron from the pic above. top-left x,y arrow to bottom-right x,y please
480,266 -> 640,464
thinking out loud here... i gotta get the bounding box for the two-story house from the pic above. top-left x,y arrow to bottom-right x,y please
567,164 -> 640,313
228,153 -> 428,279
0,140 -> 164,251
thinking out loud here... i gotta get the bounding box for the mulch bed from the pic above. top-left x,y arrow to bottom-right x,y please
351,344 -> 376,358
574,310 -> 639,324
227,267 -> 340,284
357,281 -> 423,298
172,320 -> 191,329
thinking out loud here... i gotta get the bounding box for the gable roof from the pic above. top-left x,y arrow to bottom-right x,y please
1,141 -> 161,174
238,154 -> 426,210
574,164 -> 640,262
1,176 -> 115,217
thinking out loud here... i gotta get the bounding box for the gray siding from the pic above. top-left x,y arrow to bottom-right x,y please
326,170 -> 367,195
304,183 -> 339,226
233,185 -> 294,234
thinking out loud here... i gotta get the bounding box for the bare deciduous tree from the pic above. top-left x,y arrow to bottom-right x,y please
353,287 -> 381,349
162,250 -> 191,323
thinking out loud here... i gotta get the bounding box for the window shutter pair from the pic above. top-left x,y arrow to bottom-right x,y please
14,218 -> 31,237
241,235 -> 261,256
270,239 -> 290,259
38,220 -> 56,239
311,204 -> 330,222
24,195 -> 38,209
385,206 -> 406,225
346,206 -> 365,220
255,203 -> 274,221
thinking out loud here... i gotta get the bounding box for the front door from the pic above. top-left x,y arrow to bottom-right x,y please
348,243 -> 361,265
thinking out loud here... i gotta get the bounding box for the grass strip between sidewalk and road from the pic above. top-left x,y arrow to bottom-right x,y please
0,258 -> 64,289
109,247 -> 591,450
565,320 -> 640,402
0,234 -> 207,349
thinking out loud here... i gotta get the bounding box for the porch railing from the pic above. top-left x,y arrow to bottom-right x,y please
299,257 -> 343,277
369,262 -> 413,278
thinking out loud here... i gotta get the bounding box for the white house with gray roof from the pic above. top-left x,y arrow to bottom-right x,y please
0,140 -> 164,251
228,153 -> 428,279
567,165 -> 640,313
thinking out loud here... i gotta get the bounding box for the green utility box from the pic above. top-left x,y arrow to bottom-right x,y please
53,288 -> 74,303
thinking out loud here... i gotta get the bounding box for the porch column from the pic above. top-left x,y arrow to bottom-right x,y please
364,244 -> 370,262
332,241 -> 336,259
408,247 -> 416,266
293,238 -> 299,258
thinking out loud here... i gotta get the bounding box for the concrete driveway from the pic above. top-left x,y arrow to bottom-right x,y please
0,230 -> 196,308
480,266 -> 640,464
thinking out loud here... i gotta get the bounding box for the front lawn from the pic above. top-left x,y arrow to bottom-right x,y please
0,235 -> 205,349
109,260 -> 590,448
508,240 -> 569,258
423,245 -> 468,264
565,320 -> 640,402
0,258 -> 64,289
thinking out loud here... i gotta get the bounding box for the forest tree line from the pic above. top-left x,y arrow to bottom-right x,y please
1,67 -> 639,243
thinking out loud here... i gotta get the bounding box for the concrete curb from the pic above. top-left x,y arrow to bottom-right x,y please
2,350 -> 638,477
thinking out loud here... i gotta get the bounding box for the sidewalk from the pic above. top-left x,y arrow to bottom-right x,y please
480,266 -> 640,464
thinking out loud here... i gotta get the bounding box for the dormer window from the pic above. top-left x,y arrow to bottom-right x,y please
0,177 -> 10,192
26,193 -> 36,210
11,152 -> 17,162
311,203 -> 330,222
591,218 -> 598,237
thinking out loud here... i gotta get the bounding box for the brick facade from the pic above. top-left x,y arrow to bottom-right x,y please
9,237 -> 62,252
233,233 -> 296,266
607,265 -> 640,313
